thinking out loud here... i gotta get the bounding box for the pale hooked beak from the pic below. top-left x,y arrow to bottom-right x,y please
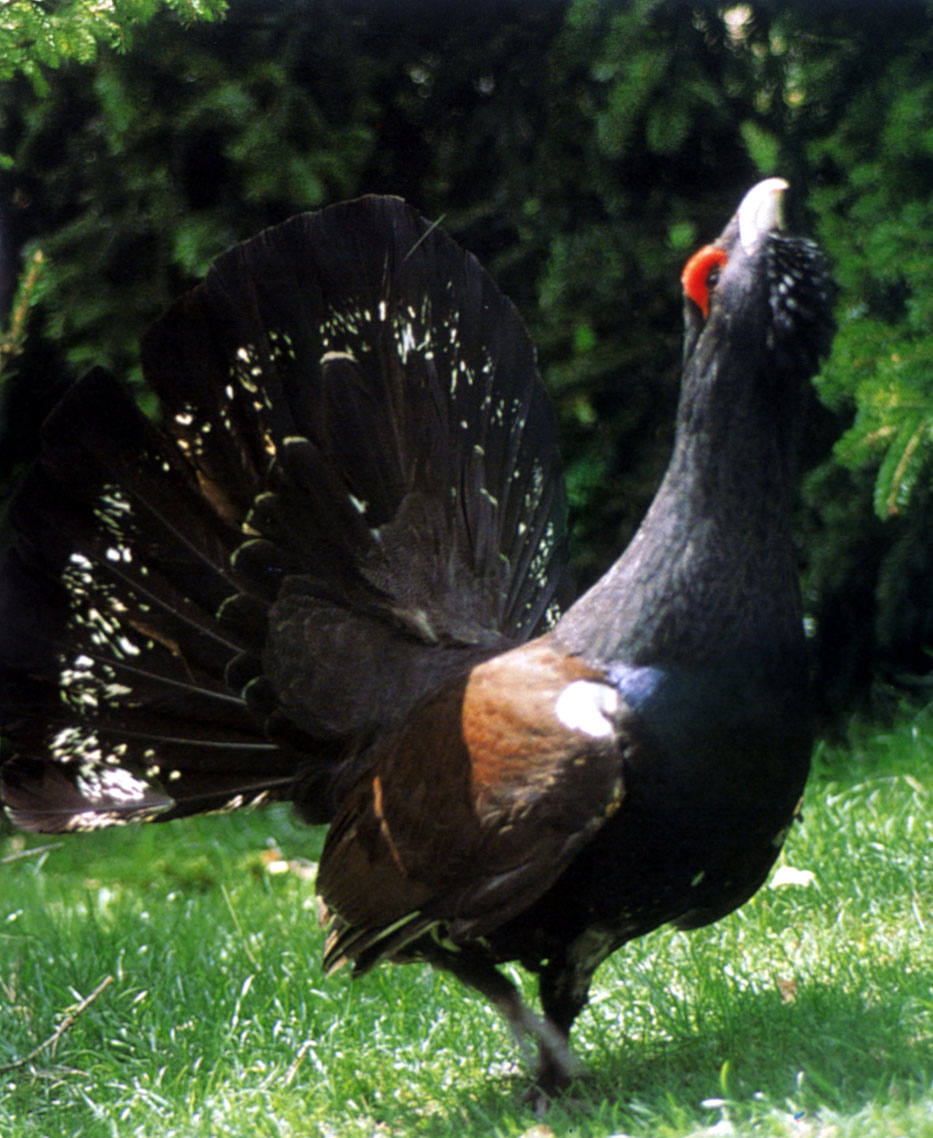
738,177 -> 789,254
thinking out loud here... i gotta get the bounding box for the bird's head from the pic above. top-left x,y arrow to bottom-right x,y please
680,178 -> 836,381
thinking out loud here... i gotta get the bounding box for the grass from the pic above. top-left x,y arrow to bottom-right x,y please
0,715 -> 931,1138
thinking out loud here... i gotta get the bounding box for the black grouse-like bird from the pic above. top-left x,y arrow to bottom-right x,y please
0,179 -> 834,1097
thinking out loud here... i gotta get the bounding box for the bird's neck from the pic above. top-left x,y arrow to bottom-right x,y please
552,344 -> 805,686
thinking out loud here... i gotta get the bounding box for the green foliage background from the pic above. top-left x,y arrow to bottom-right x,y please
1,0 -> 931,720
0,0 -> 228,86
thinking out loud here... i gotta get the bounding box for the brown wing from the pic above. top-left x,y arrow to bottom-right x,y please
317,637 -> 629,972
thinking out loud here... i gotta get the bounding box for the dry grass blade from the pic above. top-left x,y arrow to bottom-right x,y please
0,975 -> 114,1075
0,843 -> 63,866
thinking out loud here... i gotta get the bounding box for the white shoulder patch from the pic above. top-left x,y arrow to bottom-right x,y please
554,680 -> 620,738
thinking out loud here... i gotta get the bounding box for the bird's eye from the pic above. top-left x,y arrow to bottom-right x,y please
681,245 -> 729,319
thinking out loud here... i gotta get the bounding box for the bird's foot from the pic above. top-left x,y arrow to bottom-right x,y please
520,1028 -> 580,1115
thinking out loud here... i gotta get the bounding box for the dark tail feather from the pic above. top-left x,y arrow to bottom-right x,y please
144,197 -> 571,642
0,196 -> 572,832
0,371 -> 308,831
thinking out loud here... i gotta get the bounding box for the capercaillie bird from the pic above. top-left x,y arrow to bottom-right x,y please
0,179 -> 835,1100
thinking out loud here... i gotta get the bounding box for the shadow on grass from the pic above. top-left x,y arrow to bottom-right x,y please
399,963 -> 933,1137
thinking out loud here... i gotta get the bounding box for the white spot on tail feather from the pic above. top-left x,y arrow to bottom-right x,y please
554,681 -> 620,738
76,764 -> 153,805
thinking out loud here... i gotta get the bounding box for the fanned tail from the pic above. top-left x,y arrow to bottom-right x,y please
0,196 -> 572,833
